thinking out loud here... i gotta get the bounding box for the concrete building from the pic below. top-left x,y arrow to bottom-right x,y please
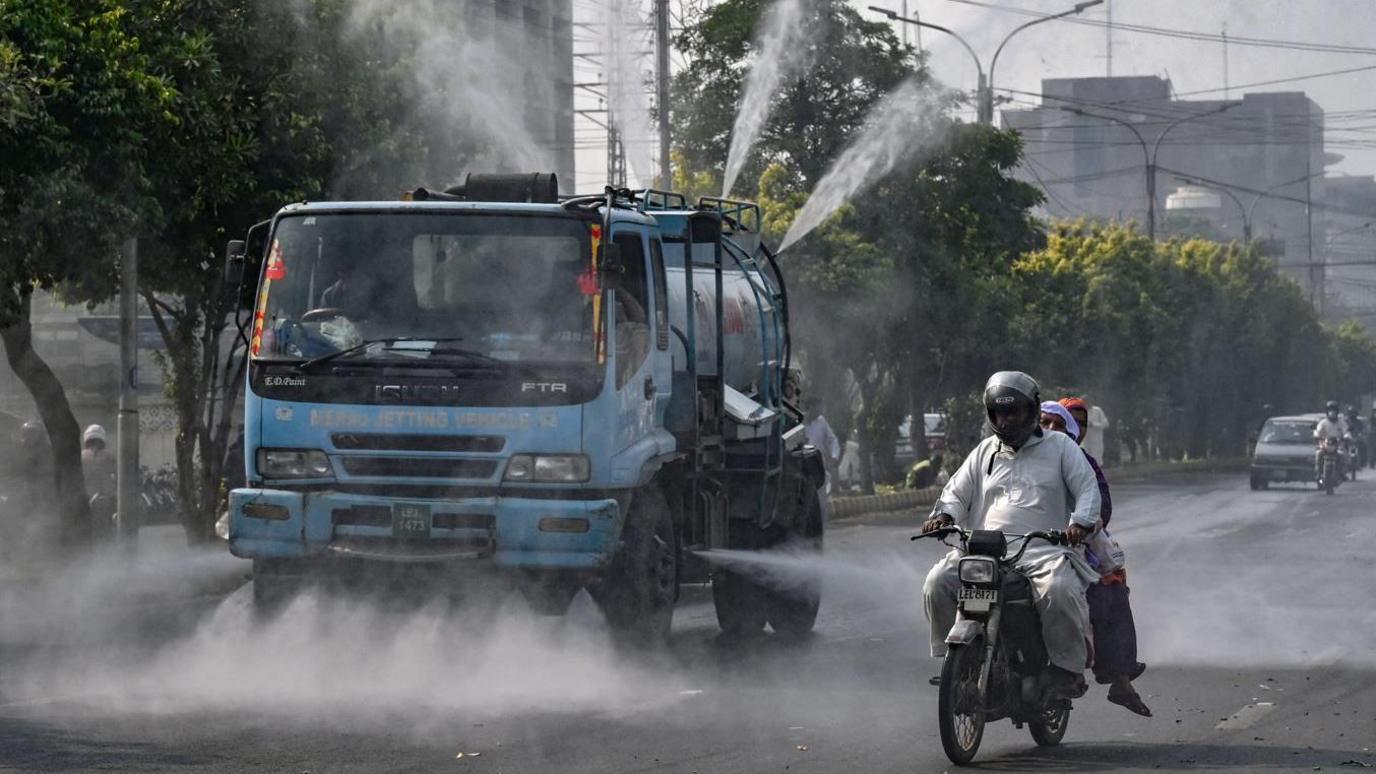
1004,76 -> 1330,304
1322,175 -> 1376,320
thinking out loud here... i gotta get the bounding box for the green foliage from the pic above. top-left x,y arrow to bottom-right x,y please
1008,221 -> 1376,460
672,0 -> 917,193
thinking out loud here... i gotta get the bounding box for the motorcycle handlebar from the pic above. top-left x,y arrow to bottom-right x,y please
910,526 -> 1068,562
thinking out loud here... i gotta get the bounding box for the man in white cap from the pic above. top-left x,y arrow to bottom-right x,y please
921,371 -> 1100,702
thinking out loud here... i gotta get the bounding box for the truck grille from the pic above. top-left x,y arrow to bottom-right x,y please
332,508 -> 495,531
331,433 -> 504,453
339,457 -> 499,479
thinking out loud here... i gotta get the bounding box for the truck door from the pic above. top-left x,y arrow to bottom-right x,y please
610,230 -> 654,401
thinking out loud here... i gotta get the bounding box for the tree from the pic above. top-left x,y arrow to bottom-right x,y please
0,0 -> 182,549
672,0 -> 916,196
134,0 -> 442,542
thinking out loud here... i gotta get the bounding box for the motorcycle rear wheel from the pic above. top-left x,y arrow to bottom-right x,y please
1028,705 -> 1071,746
938,643 -> 987,765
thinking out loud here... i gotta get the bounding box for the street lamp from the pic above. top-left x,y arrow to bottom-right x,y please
1056,103 -> 1235,240
984,1 -> 1103,123
868,6 -> 984,115
870,1 -> 1102,124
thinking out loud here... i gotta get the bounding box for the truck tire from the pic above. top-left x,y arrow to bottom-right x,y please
765,487 -> 824,640
590,486 -> 677,646
251,559 -> 302,621
712,569 -> 767,637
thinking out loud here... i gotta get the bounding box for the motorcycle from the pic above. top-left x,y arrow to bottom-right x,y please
1317,437 -> 1343,495
913,525 -> 1075,765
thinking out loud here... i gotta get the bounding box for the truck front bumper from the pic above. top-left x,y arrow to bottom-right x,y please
228,488 -> 623,570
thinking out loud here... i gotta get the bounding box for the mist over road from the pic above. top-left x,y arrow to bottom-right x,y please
0,472 -> 1372,772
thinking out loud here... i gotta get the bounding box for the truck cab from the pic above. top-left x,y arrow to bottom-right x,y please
225,175 -> 825,642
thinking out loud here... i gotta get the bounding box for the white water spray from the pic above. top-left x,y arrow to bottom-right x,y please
339,0 -> 558,175
779,78 -> 946,251
605,0 -> 656,187
721,0 -> 812,197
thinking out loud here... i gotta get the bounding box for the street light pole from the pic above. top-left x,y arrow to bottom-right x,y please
1057,107 -> 1150,232
1174,175 -> 1249,241
872,1 -> 1101,124
1145,103 -> 1236,240
869,6 -> 984,114
984,1 -> 1102,124
1059,103 -> 1233,240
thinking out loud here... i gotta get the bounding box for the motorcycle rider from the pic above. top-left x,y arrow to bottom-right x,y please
1050,399 -> 1151,717
1345,405 -> 1367,470
1314,401 -> 1350,481
922,371 -> 1101,703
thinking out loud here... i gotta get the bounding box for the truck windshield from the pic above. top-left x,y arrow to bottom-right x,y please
252,212 -> 597,367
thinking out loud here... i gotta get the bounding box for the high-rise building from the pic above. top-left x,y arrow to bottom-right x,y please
1004,76 -> 1328,300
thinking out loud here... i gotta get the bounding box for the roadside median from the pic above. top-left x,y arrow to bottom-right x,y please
828,456 -> 1250,521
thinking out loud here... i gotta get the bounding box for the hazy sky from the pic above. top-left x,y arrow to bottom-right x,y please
866,0 -> 1376,177
569,0 -> 1376,191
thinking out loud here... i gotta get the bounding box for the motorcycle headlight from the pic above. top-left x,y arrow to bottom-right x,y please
958,557 -> 997,585
504,454 -> 590,483
257,448 -> 333,479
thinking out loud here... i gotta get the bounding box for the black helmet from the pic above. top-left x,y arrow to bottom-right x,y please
984,371 -> 1040,449
1327,400 -> 1340,416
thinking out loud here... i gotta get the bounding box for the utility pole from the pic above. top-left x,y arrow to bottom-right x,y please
1105,0 -> 1112,78
1221,24 -> 1230,99
655,0 -> 671,189
117,237 -> 140,545
1307,155 -> 1320,316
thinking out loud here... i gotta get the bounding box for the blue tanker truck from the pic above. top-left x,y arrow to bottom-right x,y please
223,173 -> 826,642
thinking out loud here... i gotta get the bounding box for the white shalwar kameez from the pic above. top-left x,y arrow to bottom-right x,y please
923,429 -> 1101,673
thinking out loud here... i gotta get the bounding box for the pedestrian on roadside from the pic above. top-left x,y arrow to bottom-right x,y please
904,451 -> 944,490
803,396 -> 841,494
1057,397 -> 1151,717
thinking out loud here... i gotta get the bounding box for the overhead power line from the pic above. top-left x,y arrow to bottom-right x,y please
944,0 -> 1376,56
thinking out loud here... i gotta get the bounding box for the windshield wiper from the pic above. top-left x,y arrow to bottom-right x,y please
294,337 -> 466,371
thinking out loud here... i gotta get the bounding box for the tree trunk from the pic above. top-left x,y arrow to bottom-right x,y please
0,286 -> 89,553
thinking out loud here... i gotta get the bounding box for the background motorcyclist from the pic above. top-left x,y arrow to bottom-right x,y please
1314,400 -> 1350,479
1344,405 -> 1367,470
921,371 -> 1101,704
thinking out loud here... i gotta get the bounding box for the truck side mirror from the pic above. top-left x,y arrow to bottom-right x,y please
599,242 -> 625,290
224,240 -> 246,285
224,239 -> 258,311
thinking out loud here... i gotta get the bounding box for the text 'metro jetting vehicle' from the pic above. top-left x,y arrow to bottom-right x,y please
222,173 -> 826,643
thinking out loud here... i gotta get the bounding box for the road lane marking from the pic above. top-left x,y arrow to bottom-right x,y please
1215,701 -> 1276,730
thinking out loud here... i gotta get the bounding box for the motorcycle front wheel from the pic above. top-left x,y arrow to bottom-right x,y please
1028,705 -> 1071,746
938,642 -> 987,765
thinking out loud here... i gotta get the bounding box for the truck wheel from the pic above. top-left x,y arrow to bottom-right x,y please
712,569 -> 767,637
590,486 -> 677,646
765,488 -> 824,640
519,581 -> 579,616
251,559 -> 302,621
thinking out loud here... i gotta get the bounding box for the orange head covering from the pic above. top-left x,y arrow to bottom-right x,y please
1059,397 -> 1088,415
1059,397 -> 1089,442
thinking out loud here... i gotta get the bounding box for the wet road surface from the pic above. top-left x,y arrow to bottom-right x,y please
0,471 -> 1373,772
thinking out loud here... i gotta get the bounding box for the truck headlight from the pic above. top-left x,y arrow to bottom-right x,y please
257,448 -> 333,479
504,454 -> 590,482
958,557 -> 997,585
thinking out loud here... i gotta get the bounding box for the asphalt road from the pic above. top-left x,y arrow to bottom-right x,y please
1,471 -> 1373,773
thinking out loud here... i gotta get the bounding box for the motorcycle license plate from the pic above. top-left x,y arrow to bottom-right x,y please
958,587 -> 997,611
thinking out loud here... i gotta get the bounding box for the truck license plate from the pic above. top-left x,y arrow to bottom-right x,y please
958,587 -> 997,611
393,503 -> 431,540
